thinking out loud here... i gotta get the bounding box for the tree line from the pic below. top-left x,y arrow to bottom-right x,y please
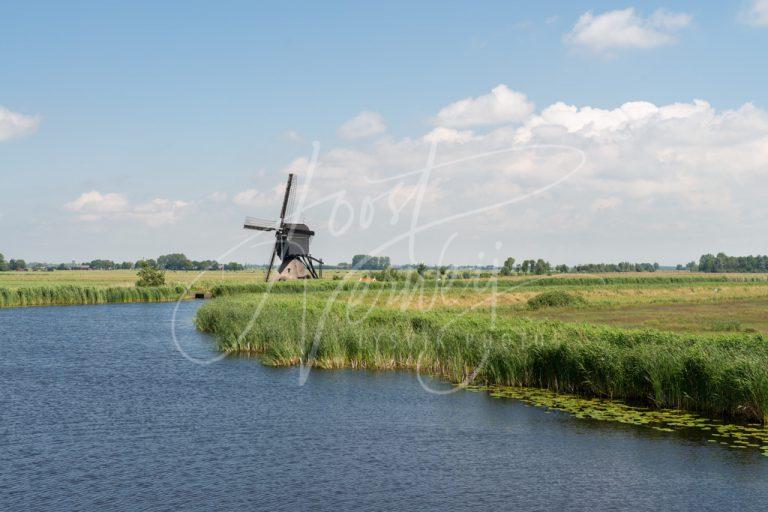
131,254 -> 246,271
0,253 -> 26,271
685,253 -> 768,273
350,254 -> 391,270
0,252 -> 245,271
499,258 -> 659,275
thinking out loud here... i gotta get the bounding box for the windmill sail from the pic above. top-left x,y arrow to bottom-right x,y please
279,174 -> 297,224
243,217 -> 280,231
284,178 -> 298,222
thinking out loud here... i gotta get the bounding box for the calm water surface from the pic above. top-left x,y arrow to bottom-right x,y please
2,302 -> 767,511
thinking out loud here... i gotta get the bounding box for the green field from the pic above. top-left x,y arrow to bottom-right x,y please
3,270 -> 768,334
195,275 -> 768,423
0,269 -> 266,289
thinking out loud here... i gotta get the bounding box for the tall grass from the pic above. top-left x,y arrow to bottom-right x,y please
0,285 -> 187,308
197,294 -> 768,422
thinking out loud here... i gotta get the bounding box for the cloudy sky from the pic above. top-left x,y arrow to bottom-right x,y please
2,1 -> 768,266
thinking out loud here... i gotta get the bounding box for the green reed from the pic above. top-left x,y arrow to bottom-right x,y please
196,294 -> 768,422
0,284 -> 187,308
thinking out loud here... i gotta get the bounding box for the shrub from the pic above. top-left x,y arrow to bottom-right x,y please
527,290 -> 586,310
136,262 -> 166,287
370,268 -> 404,282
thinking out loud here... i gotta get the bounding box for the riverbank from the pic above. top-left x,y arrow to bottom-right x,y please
196,294 -> 768,423
0,285 -> 189,307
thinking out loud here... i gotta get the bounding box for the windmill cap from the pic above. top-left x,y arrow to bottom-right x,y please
282,223 -> 314,236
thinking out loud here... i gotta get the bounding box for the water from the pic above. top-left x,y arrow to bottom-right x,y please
2,302 -> 767,511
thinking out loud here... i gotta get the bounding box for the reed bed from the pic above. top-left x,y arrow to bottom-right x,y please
0,285 -> 187,308
196,294 -> 768,422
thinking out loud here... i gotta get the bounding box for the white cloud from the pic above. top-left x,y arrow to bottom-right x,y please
564,8 -> 692,54
208,191 -> 228,202
281,129 -> 304,142
337,111 -> 386,139
591,197 -> 622,211
64,191 -> 189,225
0,105 -> 40,141
132,198 -> 189,226
268,85 -> 768,264
423,127 -> 476,144
517,99 -> 713,140
434,85 -> 534,128
741,0 -> 768,26
65,191 -> 129,213
233,188 -> 275,206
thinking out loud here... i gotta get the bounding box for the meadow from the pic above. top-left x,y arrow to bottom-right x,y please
195,275 -> 768,423
0,269 -> 267,290
3,270 -> 768,334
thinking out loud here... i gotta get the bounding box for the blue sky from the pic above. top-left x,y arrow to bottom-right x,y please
2,1 -> 768,265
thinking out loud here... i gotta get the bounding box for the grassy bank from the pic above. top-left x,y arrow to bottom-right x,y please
196,294 -> 768,422
0,284 -> 187,307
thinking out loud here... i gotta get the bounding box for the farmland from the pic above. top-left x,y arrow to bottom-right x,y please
0,269 -> 266,290
3,270 -> 768,334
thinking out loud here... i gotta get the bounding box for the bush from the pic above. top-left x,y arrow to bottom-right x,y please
136,262 -> 166,287
370,268 -> 404,282
527,290 -> 586,310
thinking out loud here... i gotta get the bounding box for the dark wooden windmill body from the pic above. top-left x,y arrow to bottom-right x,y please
243,174 -> 323,281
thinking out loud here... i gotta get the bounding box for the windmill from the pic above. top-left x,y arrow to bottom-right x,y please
243,173 -> 323,281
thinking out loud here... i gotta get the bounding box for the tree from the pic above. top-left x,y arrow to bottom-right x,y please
89,259 -> 116,270
135,259 -> 157,269
223,262 -> 244,271
352,254 -> 390,270
699,253 -> 716,273
8,259 -> 26,271
500,257 -> 515,276
136,261 -> 166,287
119,261 -> 134,270
0,253 -> 7,271
416,262 -> 428,277
555,264 -> 569,273
695,252 -> 768,273
157,253 -> 192,270
534,259 -> 550,275
192,260 -> 219,271
438,266 -> 448,278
